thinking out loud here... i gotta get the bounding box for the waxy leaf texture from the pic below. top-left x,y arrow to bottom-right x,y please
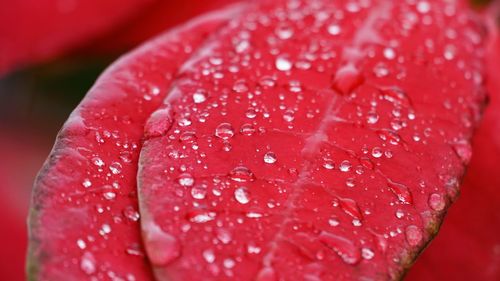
28,0 -> 492,280
138,0 -> 487,280
27,6 -> 244,280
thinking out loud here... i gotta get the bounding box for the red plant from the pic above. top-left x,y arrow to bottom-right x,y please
1,0 -> 495,280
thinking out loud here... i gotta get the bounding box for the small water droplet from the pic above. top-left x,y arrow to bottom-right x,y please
452,141 -> 472,165
80,252 -> 96,275
263,152 -> 277,164
387,180 -> 413,204
339,160 -> 352,172
275,56 -> 292,71
234,187 -> 250,204
327,24 -> 341,35
428,193 -> 446,211
215,123 -> 235,140
405,225 -> 423,247
109,162 -> 122,175
191,184 -> 207,200
193,90 -> 207,103
361,248 -> 375,260
203,249 -> 216,263
178,173 -> 194,187
229,166 -> 255,182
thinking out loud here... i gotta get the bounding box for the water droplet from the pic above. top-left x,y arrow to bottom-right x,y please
229,166 -> 255,182
383,48 -> 396,60
275,25 -> 294,39
77,239 -> 86,249
371,147 -> 383,158
339,160 -> 352,172
240,124 -> 256,136
332,65 -> 364,95
328,218 -> 340,227
275,56 -> 292,71
337,197 -> 363,220
123,206 -> 140,221
387,180 -> 413,204
189,212 -> 216,223
361,248 -> 375,260
323,159 -> 335,170
143,221 -> 180,266
215,123 -> 235,140
428,193 -> 446,211
80,252 -> 96,275
178,173 -> 194,187
264,152 -> 277,164
109,162 -> 122,175
191,184 -> 207,200
203,249 -> 216,263
319,231 -> 361,265
193,90 -> 207,103
405,225 -> 423,247
327,24 -> 341,35
234,187 -> 250,204
82,179 -> 92,188
416,1 -> 431,14
452,141 -> 472,164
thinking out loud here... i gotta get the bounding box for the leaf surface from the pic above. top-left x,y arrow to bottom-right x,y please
27,6 -> 243,280
138,0 -> 488,280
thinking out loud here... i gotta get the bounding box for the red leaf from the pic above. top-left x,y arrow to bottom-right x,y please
406,6 -> 500,280
27,7 -> 243,280
137,0 -> 488,280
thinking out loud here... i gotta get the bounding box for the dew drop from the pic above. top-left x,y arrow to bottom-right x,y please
234,187 -> 250,204
361,248 -> 375,260
387,180 -> 413,204
80,252 -> 96,275
193,90 -> 207,103
178,173 -> 194,187
191,184 -> 207,200
327,24 -> 341,35
263,152 -> 277,164
332,65 -> 364,95
229,166 -> 255,182
405,225 -> 423,247
240,124 -> 256,136
215,123 -> 235,140
339,160 -> 352,172
275,56 -> 292,71
428,193 -> 446,211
